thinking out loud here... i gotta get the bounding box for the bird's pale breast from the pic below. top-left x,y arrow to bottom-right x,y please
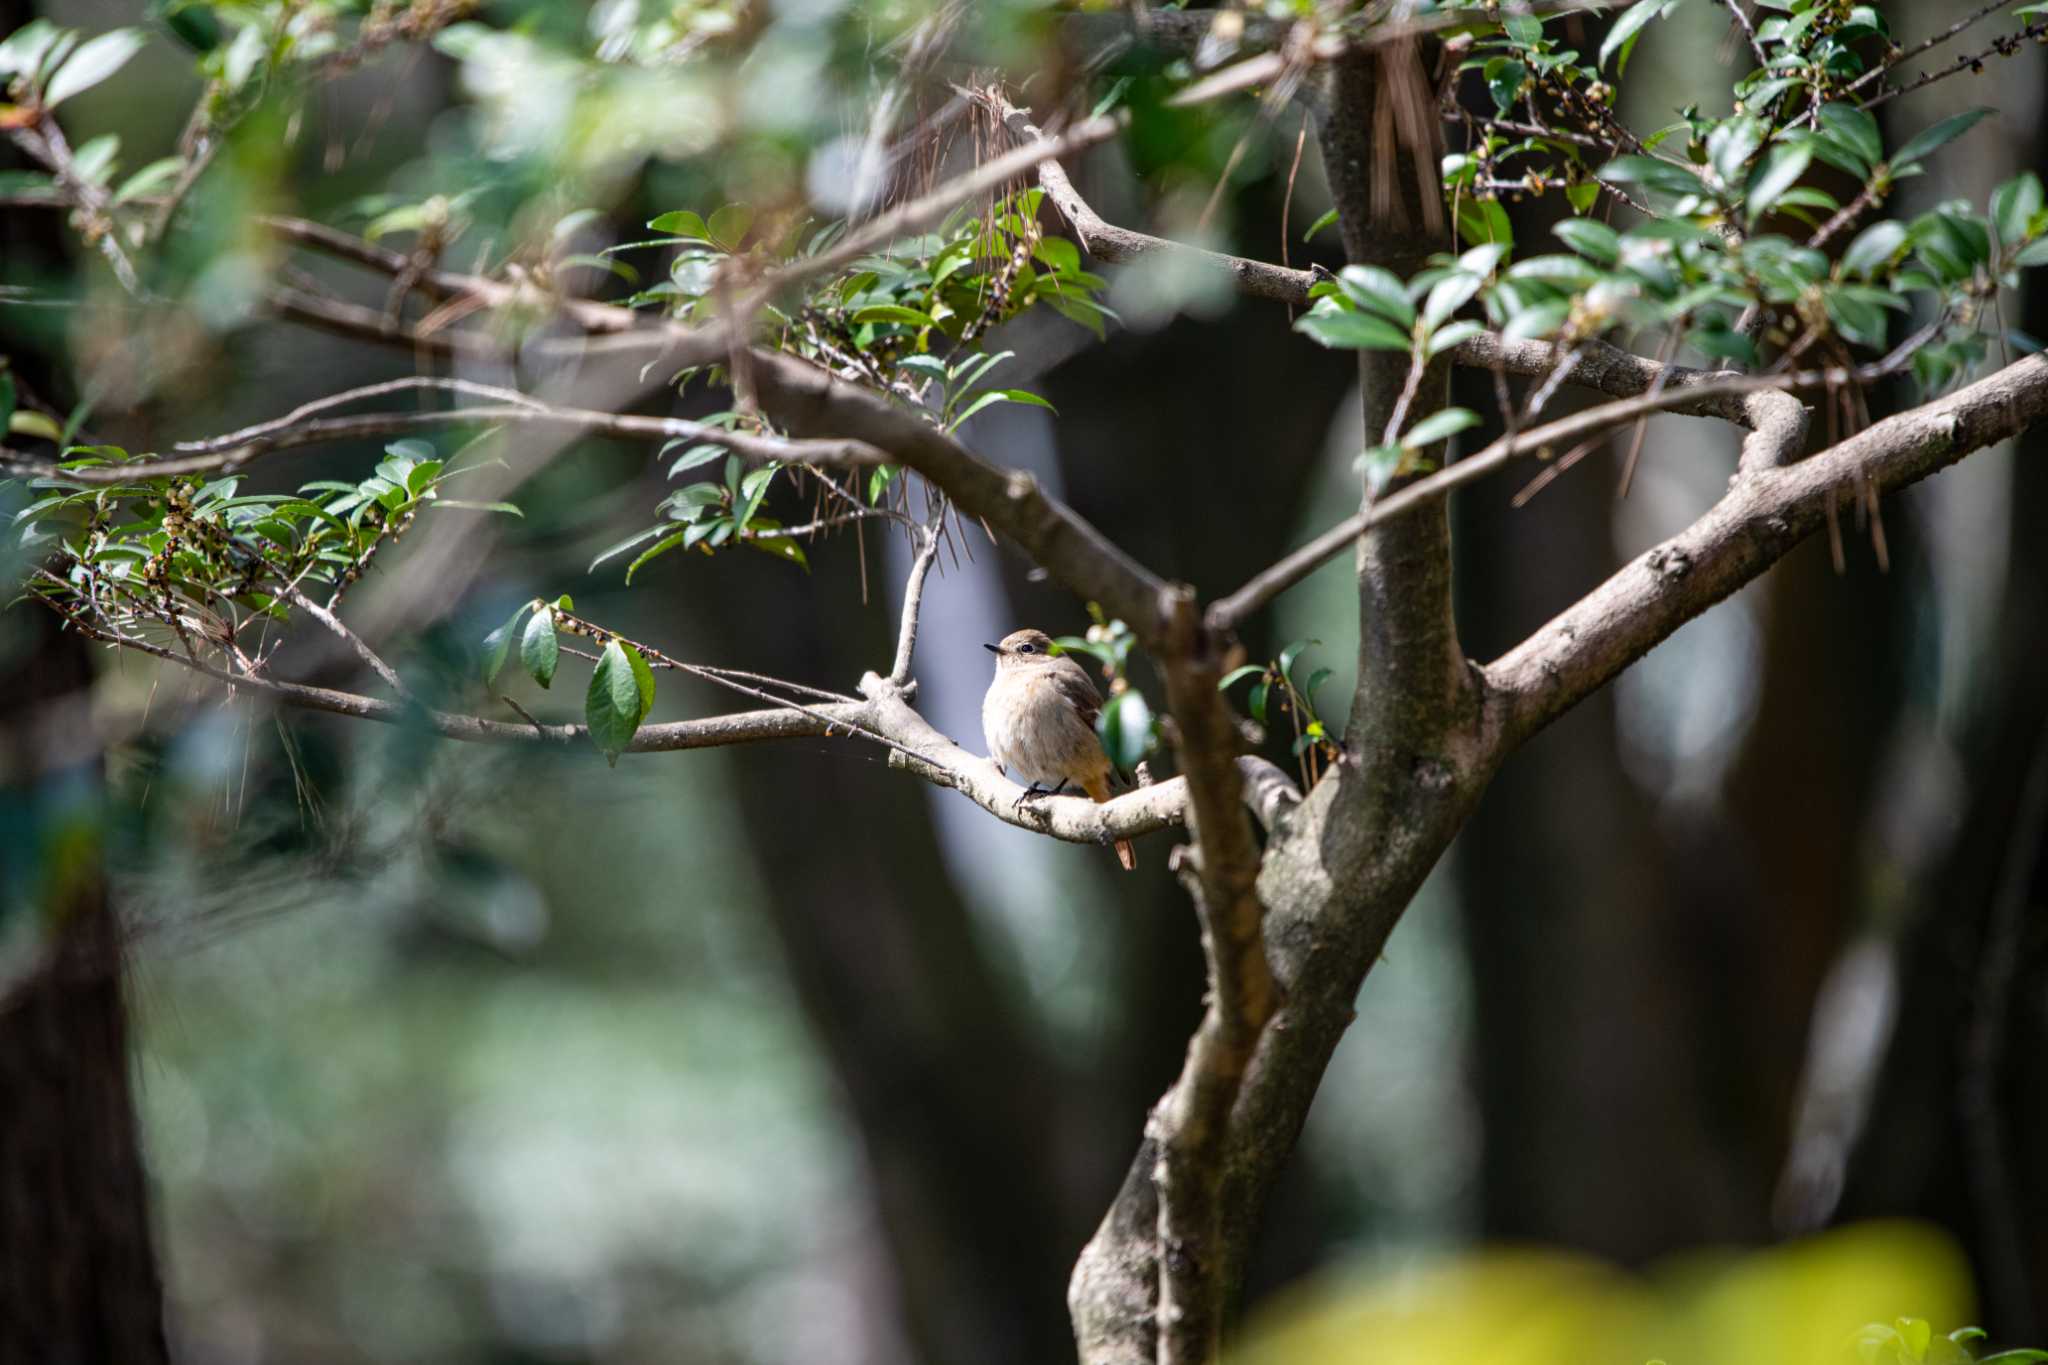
983,669 -> 1110,791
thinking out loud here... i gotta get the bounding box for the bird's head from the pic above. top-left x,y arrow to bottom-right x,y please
983,628 -> 1058,670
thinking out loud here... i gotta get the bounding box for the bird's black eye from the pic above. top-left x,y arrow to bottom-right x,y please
1017,643 -> 1037,654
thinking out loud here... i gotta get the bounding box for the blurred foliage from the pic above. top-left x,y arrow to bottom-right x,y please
1235,1222 -> 1990,1365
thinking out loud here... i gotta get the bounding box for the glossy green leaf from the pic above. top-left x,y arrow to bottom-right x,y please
1402,407 -> 1480,449
1600,0 -> 1679,71
1745,144 -> 1812,223
1817,103 -> 1882,172
586,640 -> 648,766
1890,108 -> 1991,171
1841,221 -> 1907,277
1336,265 -> 1416,325
520,609 -> 558,688
1992,171 -> 2043,246
1553,217 -> 1621,266
648,209 -> 709,240
44,27 -> 146,107
1218,664 -> 1265,691
481,603 -> 530,684
1097,688 -> 1153,773
1295,310 -> 1413,352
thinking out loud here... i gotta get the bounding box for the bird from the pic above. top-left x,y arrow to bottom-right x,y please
981,627 -> 1137,872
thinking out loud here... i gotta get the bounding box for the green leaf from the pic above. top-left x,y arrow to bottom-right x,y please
1336,266 -> 1416,325
1402,407 -> 1480,449
481,603 -> 531,684
1455,197 -> 1514,250
44,27 -> 146,108
706,203 -> 753,252
429,499 -> 522,515
1278,638 -> 1320,684
68,134 -> 119,187
1090,74 -> 1132,119
1097,688 -> 1153,773
1745,144 -> 1812,224
627,640 -> 655,716
1484,57 -> 1527,114
991,388 -> 1055,413
1600,155 -> 1706,198
648,210 -> 708,240
1890,108 -> 1991,171
589,525 -> 664,573
1295,310 -> 1413,352
1249,679 -> 1269,725
2015,238 -> 2048,268
586,640 -> 648,766
520,609 -> 558,688
743,532 -> 809,571
1218,665 -> 1266,691
1992,172 -> 2044,247
1817,103 -> 1882,172
950,388 -> 1049,430
1302,207 -> 1338,242
1427,320 -> 1485,359
9,409 -> 62,442
1357,443 -> 1405,495
0,21 -> 63,81
851,304 -> 934,328
1553,217 -> 1621,266
111,156 -> 181,205
1841,220 -> 1907,277
1600,0 -> 1677,71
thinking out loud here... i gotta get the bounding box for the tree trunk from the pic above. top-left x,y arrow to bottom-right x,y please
0,610 -> 170,1363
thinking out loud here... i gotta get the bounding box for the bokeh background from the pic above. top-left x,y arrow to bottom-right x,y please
3,2 -> 2045,1362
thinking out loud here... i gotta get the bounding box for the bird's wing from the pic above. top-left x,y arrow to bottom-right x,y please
1050,659 -> 1104,728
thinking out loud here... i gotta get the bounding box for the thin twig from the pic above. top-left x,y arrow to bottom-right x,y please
890,513 -> 946,686
275,583 -> 413,701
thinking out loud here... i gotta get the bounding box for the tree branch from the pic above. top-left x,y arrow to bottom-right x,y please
889,516 -> 945,687
258,222 -> 1179,647
1148,604 -> 1277,1365
1207,335 -> 1836,631
993,100 -> 1319,306
1486,352 -> 2048,743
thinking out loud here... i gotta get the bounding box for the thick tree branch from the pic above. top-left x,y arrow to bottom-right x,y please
1207,337 -> 1836,630
1316,45 -> 1468,746
1486,353 -> 2048,743
1148,602 -> 1277,1365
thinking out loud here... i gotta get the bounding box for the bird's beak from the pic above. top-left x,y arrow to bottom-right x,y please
982,642 -> 1002,655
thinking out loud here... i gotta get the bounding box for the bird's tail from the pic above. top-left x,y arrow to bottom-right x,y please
1082,777 -> 1137,872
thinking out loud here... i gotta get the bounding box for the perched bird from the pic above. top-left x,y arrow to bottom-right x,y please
982,628 -> 1136,872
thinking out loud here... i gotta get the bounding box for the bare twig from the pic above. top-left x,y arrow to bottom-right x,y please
889,514 -> 946,686
1718,0 -> 1769,67
1841,0 -> 2019,98
275,583 -> 413,701
1861,17 -> 2048,111
996,100 -> 1317,304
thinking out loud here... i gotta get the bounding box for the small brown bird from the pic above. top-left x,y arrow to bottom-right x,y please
982,628 -> 1136,872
